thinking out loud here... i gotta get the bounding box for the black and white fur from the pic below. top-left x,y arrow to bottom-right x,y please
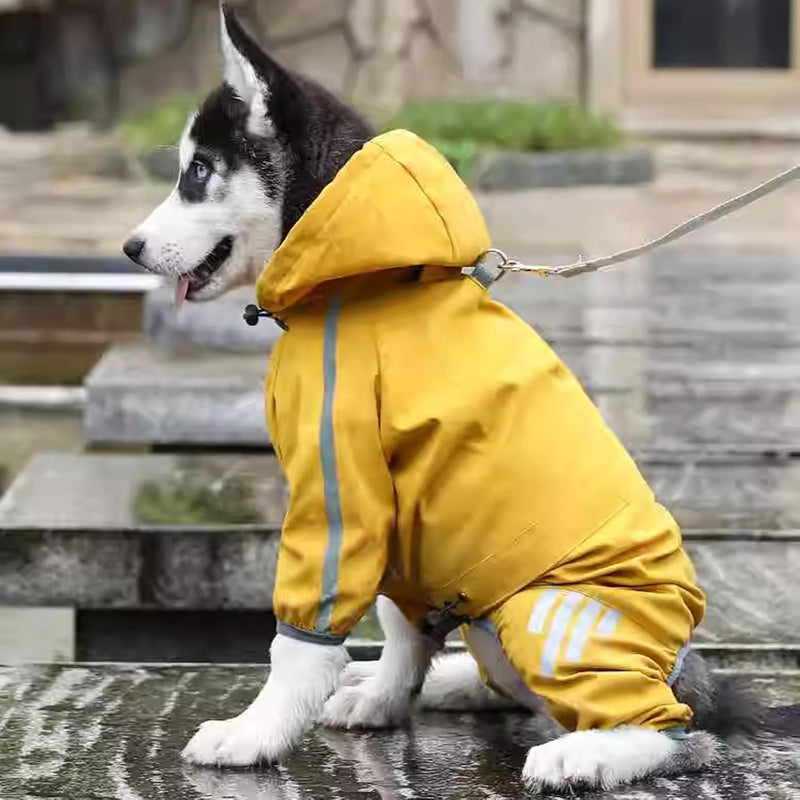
123,5 -> 372,302
125,6 -> 761,792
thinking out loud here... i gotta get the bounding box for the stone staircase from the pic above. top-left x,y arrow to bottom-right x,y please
1,247 -> 799,667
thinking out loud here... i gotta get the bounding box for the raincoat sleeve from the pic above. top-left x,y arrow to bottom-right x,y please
265,301 -> 396,644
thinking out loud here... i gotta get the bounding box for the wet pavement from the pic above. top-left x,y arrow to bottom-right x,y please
1,664 -> 798,800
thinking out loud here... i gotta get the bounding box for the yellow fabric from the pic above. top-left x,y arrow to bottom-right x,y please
260,129 -> 705,645
477,512 -> 704,731
256,129 -> 490,314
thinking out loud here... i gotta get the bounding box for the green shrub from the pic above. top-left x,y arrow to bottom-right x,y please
134,461 -> 261,525
119,93 -> 202,151
385,100 -> 623,153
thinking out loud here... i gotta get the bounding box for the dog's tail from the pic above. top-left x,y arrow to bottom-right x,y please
674,649 -> 799,738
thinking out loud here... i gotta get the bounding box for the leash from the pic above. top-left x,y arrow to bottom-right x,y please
471,162 -> 800,285
244,162 -> 800,326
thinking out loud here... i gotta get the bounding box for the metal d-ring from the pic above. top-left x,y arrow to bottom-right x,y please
476,248 -> 511,282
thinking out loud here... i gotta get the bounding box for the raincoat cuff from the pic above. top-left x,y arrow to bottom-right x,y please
276,620 -> 348,646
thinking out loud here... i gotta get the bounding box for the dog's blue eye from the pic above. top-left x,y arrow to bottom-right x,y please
190,160 -> 210,183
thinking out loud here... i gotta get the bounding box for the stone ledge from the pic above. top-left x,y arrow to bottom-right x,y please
84,345 -> 270,446
0,453 -> 285,609
1,454 -> 798,642
472,147 -> 655,191
83,340 -> 800,449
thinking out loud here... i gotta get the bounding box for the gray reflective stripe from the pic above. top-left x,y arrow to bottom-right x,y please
527,588 -> 562,635
540,591 -> 582,677
316,297 -> 344,634
667,641 -> 691,687
596,607 -> 621,637
277,620 -> 347,646
564,598 -> 604,663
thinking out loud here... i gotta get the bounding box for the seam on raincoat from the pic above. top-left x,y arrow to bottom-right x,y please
542,496 -> 631,578
372,140 -> 457,264
439,521 -> 539,593
265,337 -> 286,462
277,620 -> 347,646
316,297 -> 345,634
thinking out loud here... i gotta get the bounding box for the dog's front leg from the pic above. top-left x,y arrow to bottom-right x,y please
182,633 -> 348,767
321,596 -> 438,729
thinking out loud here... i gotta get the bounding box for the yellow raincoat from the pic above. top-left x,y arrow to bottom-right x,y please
258,130 -> 704,729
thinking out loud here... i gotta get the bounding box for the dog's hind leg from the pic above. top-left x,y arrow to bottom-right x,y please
417,651 -> 519,712
523,726 -> 720,792
321,596 -> 439,728
338,648 -> 517,713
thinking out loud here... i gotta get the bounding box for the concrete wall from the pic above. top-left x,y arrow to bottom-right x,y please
120,0 -> 587,119
0,0 -> 586,129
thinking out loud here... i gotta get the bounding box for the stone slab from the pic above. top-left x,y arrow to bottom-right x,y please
0,664 -> 797,800
84,345 -> 270,446
1,454 -> 798,644
0,454 -> 285,610
473,147 -> 655,191
0,453 -> 286,529
83,339 -> 800,451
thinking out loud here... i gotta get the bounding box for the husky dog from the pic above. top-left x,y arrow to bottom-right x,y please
124,5 -> 762,792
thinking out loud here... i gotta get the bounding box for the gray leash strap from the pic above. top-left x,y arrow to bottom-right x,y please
474,162 -> 800,282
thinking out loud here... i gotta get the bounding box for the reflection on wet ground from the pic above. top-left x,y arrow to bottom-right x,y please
1,665 -> 797,800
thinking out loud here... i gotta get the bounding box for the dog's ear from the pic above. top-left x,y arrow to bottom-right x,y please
220,3 -> 291,136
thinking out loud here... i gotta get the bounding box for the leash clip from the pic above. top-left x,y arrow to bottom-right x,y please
466,249 -> 512,289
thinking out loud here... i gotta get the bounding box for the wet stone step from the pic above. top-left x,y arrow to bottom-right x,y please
0,663 -> 797,800
84,345 -> 270,446
0,453 -> 798,647
84,343 -> 800,450
0,453 -> 284,611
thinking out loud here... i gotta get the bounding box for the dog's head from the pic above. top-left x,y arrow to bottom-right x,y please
123,3 -> 373,303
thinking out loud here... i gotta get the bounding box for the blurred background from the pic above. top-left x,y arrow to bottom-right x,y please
1,0 -> 799,669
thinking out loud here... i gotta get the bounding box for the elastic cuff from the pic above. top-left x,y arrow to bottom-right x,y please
663,726 -> 689,741
667,641 -> 692,686
276,621 -> 348,646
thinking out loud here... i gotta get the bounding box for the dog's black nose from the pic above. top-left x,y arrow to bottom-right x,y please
123,237 -> 145,265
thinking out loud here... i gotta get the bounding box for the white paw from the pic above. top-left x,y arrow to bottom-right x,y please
320,682 -> 409,730
181,713 -> 289,767
338,660 -> 378,688
522,728 -> 677,792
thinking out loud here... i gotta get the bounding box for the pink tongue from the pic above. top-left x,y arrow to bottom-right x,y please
174,276 -> 190,308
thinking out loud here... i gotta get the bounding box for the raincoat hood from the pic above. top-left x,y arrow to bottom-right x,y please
256,129 -> 491,313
